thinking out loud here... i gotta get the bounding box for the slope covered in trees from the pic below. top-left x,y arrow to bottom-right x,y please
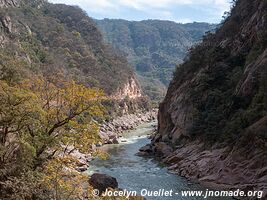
0,0 -> 147,199
96,19 -> 215,101
150,0 -> 267,194
1,0 -> 139,95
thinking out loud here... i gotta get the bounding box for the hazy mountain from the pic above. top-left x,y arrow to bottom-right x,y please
96,19 -> 216,101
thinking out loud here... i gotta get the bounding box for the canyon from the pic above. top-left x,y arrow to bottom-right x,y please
0,0 -> 266,199
138,0 -> 267,198
97,19 -> 216,101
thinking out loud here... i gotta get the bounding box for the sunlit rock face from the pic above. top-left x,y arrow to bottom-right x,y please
0,0 -> 20,8
112,77 -> 142,100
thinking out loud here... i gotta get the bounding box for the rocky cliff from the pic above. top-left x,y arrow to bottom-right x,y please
150,0 -> 267,197
111,77 -> 142,100
96,19 -> 215,101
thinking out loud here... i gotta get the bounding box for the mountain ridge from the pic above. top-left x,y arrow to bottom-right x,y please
0,0 -> 142,98
96,19 -> 216,101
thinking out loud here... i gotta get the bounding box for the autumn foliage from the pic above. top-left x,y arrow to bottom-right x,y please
0,75 -> 106,199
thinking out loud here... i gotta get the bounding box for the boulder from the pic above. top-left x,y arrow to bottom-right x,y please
112,138 -> 119,144
136,144 -> 153,157
153,142 -> 173,158
99,131 -> 109,140
135,151 -> 151,157
76,167 -> 88,172
139,144 -> 153,153
89,173 -> 118,194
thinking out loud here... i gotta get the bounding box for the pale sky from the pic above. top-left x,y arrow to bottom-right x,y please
49,0 -> 232,23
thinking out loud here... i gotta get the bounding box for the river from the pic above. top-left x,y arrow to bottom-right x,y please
88,122 -> 230,200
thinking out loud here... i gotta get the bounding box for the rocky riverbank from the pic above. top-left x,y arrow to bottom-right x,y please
99,109 -> 157,144
137,0 -> 267,199
71,110 -> 157,172
138,138 -> 267,199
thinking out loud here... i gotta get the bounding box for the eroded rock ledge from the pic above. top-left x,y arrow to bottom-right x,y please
138,135 -> 267,199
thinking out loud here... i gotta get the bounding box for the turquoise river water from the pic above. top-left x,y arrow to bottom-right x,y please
88,122 -> 231,200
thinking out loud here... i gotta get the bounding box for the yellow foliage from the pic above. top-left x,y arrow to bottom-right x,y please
42,155 -> 88,200
0,75 -> 109,199
20,77 -> 106,156
92,149 -> 110,160
0,80 -> 41,167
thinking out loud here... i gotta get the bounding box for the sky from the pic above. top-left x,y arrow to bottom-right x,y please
49,0 -> 232,23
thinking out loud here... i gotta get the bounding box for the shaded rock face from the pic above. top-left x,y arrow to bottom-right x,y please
89,173 -> 118,194
159,0 -> 267,142
155,0 -> 267,197
163,142 -> 267,195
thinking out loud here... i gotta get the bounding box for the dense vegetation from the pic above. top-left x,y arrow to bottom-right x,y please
0,0 -> 148,199
2,0 -> 135,95
159,0 -> 267,144
0,74 -> 105,199
97,19 -> 216,101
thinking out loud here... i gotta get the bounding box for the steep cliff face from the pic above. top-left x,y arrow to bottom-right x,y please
111,77 -> 142,100
154,0 -> 267,195
0,1 -> 16,46
159,0 -> 267,142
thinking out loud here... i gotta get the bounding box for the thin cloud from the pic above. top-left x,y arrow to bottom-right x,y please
48,0 -> 231,23
118,0 -> 192,9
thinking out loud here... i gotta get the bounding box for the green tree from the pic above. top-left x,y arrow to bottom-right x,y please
0,76 -> 106,199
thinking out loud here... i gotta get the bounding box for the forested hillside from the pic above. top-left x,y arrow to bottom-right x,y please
0,0 -> 147,199
1,1 -> 139,94
97,19 -> 215,101
149,0 -> 267,195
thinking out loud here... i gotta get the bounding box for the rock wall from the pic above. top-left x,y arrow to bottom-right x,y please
151,0 -> 267,198
111,77 -> 142,100
161,141 -> 267,198
158,0 -> 267,142
0,16 -> 12,33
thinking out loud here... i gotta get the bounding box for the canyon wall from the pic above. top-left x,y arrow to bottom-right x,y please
111,77 -> 142,100
150,0 -> 267,197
